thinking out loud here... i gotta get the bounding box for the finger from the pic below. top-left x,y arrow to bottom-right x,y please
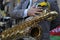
35,12 -> 42,15
35,12 -> 42,14
36,9 -> 43,12
32,13 -> 36,16
37,7 -> 42,9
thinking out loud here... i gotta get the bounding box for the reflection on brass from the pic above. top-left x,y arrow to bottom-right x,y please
0,10 -> 58,40
46,11 -> 58,21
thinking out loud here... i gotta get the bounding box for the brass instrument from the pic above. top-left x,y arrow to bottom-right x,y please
0,0 -> 58,40
37,1 -> 57,21
0,10 -> 58,40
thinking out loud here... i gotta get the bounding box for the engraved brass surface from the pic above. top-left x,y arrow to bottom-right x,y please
0,10 -> 58,40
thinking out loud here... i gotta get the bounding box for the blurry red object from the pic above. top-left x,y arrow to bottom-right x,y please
50,25 -> 60,36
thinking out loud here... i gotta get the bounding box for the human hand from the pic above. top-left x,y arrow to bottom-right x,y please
27,6 -> 43,16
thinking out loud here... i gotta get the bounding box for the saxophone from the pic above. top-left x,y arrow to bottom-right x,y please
0,10 -> 58,40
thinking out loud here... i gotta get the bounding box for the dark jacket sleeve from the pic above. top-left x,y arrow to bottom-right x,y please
50,0 -> 60,30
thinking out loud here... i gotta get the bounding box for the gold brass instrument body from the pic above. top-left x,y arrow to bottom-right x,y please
0,10 -> 58,40
0,1 -> 58,40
